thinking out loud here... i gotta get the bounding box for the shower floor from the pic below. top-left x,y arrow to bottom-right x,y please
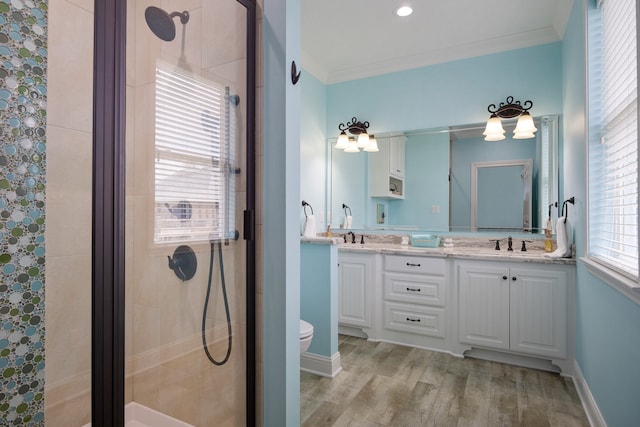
82,402 -> 194,427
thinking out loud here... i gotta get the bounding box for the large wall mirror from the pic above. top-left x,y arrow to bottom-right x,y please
328,115 -> 559,234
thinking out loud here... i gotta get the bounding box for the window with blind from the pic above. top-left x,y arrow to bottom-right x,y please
154,65 -> 237,244
588,0 -> 638,278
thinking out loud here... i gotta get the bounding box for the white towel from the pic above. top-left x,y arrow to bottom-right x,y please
344,215 -> 352,229
303,215 -> 316,237
545,217 -> 572,258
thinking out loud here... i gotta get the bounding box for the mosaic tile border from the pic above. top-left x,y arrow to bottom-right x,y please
0,0 -> 47,424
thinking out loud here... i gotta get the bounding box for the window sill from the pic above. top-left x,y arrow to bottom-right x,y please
580,257 -> 640,305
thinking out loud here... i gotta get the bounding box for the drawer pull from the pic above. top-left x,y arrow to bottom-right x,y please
406,317 -> 421,322
406,287 -> 421,292
406,262 -> 421,267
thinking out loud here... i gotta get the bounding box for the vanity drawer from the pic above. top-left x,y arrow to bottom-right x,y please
384,273 -> 445,307
383,302 -> 445,338
385,255 -> 445,275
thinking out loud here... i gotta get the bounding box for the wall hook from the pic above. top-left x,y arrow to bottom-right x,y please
291,61 -> 301,85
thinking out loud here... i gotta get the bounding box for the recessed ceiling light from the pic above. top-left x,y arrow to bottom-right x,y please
395,5 -> 413,17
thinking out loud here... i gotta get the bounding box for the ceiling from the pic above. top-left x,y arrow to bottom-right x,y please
301,0 -> 574,84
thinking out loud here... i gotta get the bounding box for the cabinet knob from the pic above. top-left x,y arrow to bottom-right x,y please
512,276 -> 517,281
502,275 -> 508,280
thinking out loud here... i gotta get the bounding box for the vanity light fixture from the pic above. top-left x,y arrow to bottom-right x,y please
335,116 -> 379,152
483,96 -> 537,141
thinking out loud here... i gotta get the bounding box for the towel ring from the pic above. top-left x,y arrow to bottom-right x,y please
302,200 -> 313,217
562,197 -> 575,223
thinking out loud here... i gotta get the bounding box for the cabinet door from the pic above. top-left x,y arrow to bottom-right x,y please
458,263 -> 510,350
510,268 -> 567,358
389,136 -> 405,178
338,254 -> 373,328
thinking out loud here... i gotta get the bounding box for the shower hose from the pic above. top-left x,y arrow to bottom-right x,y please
202,240 -> 232,365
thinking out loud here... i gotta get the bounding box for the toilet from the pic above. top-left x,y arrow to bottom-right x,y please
299,319 -> 314,354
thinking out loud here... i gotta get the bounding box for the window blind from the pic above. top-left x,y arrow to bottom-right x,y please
539,118 -> 552,226
154,65 -> 237,244
588,0 -> 638,277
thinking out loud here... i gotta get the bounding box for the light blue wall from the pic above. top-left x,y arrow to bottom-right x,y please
300,71 -> 328,232
262,0 -> 301,425
330,147 -> 368,229
326,43 -> 563,135
300,243 -> 339,356
563,1 -> 640,426
387,132 -> 450,228
451,136 -> 537,228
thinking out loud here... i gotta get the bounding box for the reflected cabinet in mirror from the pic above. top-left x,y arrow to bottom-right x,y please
328,115 -> 559,234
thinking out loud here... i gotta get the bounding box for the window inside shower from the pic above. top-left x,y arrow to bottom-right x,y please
153,64 -> 237,245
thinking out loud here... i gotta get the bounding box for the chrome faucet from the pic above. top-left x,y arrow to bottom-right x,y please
347,231 -> 356,244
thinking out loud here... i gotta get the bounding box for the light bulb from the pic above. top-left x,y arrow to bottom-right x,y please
364,135 -> 379,152
335,131 -> 349,149
395,6 -> 413,17
483,115 -> 505,141
513,112 -> 537,139
356,132 -> 370,148
344,138 -> 360,152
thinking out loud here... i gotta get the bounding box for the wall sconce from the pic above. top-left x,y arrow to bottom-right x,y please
335,116 -> 379,152
483,96 -> 537,141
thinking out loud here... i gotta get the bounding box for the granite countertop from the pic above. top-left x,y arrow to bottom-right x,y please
300,236 -> 341,245
336,243 -> 575,265
302,234 -> 576,265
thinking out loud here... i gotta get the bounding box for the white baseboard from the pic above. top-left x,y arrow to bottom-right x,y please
300,351 -> 342,378
573,360 -> 607,427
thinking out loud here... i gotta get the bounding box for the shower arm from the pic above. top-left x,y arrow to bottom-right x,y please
170,11 -> 190,24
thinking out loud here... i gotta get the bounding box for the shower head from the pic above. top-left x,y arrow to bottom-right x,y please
145,6 -> 190,42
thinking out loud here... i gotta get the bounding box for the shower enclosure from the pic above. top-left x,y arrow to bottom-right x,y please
37,0 -> 256,426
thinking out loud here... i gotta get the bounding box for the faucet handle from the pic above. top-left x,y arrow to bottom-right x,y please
507,236 -> 513,251
520,240 -> 533,251
493,239 -> 501,250
360,234 -> 365,245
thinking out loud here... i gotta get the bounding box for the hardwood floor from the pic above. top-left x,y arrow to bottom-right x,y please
301,335 -> 590,427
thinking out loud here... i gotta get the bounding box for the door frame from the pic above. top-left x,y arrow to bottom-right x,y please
470,159 -> 533,231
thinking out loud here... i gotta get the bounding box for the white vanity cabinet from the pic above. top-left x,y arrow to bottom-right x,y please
381,254 -> 448,342
456,260 -> 569,360
369,136 -> 406,199
337,253 -> 376,331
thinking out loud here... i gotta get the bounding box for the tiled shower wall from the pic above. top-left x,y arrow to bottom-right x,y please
0,0 -> 48,424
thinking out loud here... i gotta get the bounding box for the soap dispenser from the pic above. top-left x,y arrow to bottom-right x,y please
544,217 -> 553,252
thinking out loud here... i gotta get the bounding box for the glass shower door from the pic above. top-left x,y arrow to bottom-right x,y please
123,0 -> 254,425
